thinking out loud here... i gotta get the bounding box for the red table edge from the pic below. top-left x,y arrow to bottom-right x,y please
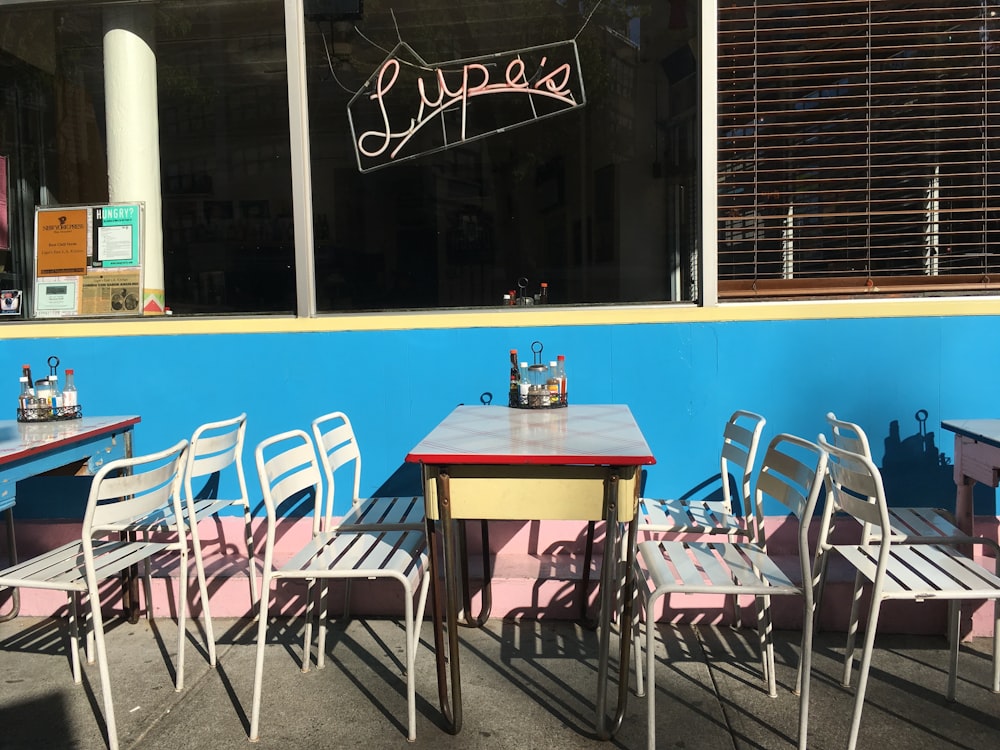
405,451 -> 655,466
0,416 -> 141,466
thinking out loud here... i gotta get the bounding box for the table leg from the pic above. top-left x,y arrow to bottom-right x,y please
459,520 -> 492,627
430,469 -> 462,734
955,477 -> 975,540
121,429 -> 140,624
580,521 -> 596,621
0,508 -> 20,622
595,469 -> 634,740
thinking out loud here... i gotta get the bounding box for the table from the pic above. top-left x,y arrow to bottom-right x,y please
940,419 -> 1000,540
0,415 -> 141,622
406,404 -> 655,739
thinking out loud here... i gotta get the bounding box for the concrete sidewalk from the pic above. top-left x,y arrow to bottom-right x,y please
1,614 -> 997,749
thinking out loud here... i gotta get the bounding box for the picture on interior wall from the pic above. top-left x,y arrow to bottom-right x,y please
1,289 -> 21,315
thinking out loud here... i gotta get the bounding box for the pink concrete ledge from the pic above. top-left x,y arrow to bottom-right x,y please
2,517 -> 997,638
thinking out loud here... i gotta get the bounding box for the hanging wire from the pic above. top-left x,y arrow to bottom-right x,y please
320,1 -> 606,89
574,0 -> 604,40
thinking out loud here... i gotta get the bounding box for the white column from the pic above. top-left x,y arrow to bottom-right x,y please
103,7 -> 165,314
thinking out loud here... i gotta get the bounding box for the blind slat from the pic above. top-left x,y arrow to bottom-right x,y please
717,1 -> 996,298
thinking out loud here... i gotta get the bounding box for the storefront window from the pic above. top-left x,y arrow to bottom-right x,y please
305,1 -> 694,311
1,1 -> 696,316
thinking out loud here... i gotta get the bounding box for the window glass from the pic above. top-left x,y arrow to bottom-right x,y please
717,1 -> 1000,299
157,0 -> 295,314
305,1 -> 696,311
0,1 -> 296,316
0,7 -> 108,307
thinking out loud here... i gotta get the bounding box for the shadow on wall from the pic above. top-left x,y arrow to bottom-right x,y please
879,409 -> 995,515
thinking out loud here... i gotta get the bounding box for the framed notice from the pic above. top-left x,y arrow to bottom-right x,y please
92,203 -> 141,267
35,208 -> 90,276
81,270 -> 141,315
34,278 -> 80,317
32,202 -> 144,318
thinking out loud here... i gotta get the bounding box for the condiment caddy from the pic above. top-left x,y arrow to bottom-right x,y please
507,340 -> 567,409
16,355 -> 82,422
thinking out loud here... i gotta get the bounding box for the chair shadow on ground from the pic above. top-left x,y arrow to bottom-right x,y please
694,622 -> 1000,750
0,610 -> 187,748
210,588 -> 441,739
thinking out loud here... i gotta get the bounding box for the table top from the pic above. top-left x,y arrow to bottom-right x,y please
406,404 -> 655,466
0,415 -> 140,466
941,419 -> 1000,450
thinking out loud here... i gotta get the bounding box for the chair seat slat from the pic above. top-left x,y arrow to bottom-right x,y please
338,496 -> 424,531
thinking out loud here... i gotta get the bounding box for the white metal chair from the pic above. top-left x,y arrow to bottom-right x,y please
311,410 -> 423,533
311,409 -> 424,638
0,440 -> 190,750
818,434 -> 1000,750
125,414 -> 253,667
249,429 -> 430,743
813,412 -> 1000,622
181,413 -> 254,665
634,433 -> 827,750
638,410 -> 766,537
634,410 -> 767,629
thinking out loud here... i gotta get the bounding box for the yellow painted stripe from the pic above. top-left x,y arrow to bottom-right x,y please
2,296 -> 1000,339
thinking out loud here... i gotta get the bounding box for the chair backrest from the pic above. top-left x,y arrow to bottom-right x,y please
83,439 -> 189,545
185,412 -> 249,507
753,433 -> 828,557
311,411 -> 364,522
720,410 -> 767,523
821,413 -> 882,536
817,434 -> 892,551
824,411 -> 873,458
254,429 -> 325,566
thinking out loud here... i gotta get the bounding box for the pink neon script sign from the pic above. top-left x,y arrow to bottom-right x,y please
347,40 -> 586,173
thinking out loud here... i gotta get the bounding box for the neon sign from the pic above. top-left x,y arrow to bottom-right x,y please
347,40 -> 586,173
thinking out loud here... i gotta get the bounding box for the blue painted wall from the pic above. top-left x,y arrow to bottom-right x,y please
6,315 -> 996,518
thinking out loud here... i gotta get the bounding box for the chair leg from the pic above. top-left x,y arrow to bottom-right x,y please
947,599 -> 960,701
302,578 -> 316,673
84,596 -> 95,665
87,584 -> 120,750
632,580 -> 645,698
175,547 -> 188,692
187,516 -> 218,667
249,581 -> 273,742
140,530 -> 154,621
68,592 -> 82,684
402,581 -> 418,742
811,547 -> 830,634
645,589 -> 663,750
316,579 -> 331,671
242,508 -> 259,606
846,596 -> 884,750
756,594 -> 777,697
841,570 -> 866,687
796,599 -> 814,750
